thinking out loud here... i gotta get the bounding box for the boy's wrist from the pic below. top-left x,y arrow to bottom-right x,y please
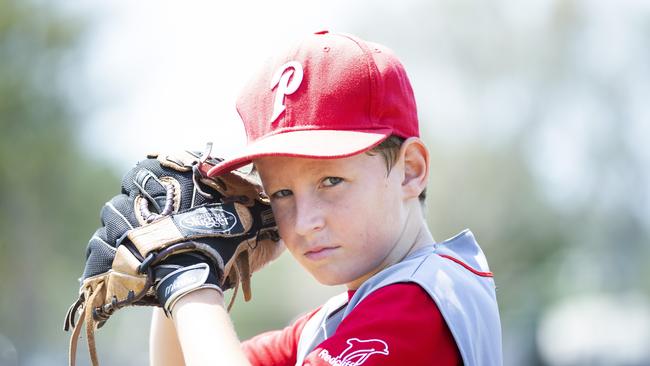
171,287 -> 226,318
171,288 -> 250,366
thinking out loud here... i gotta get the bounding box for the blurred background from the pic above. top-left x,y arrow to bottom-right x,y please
1,0 -> 649,365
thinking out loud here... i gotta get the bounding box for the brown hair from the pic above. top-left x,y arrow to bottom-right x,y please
367,135 -> 427,203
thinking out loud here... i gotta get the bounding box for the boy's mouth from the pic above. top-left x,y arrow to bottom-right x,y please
304,245 -> 340,261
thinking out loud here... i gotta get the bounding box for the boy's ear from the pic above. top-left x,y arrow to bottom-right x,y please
398,137 -> 429,200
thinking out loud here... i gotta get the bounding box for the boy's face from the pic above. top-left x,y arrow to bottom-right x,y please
254,151 -> 410,289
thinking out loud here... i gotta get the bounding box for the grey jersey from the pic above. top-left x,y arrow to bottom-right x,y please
295,230 -> 503,366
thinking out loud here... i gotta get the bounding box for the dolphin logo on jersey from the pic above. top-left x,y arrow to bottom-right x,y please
269,61 -> 303,123
317,338 -> 389,366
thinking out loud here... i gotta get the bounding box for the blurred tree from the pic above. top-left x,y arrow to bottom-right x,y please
0,0 -> 119,364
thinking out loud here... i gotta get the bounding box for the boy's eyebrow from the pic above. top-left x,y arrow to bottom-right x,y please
257,154 -> 372,183
260,166 -> 332,189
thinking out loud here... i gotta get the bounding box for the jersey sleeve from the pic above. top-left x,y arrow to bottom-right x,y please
302,283 -> 461,366
242,308 -> 319,366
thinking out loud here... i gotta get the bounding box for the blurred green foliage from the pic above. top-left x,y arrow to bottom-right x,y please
0,0 -> 119,363
1,0 -> 649,365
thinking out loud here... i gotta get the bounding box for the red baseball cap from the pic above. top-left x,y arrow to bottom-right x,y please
205,30 -> 419,177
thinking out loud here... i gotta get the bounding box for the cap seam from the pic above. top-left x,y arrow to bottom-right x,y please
337,33 -> 380,129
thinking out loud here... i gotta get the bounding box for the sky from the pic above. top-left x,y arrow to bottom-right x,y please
66,0 -> 368,170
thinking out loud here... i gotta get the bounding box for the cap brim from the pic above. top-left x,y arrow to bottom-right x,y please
206,129 -> 391,177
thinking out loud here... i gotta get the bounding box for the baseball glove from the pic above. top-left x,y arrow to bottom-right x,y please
63,147 -> 283,366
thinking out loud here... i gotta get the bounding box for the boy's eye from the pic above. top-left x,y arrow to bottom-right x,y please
322,177 -> 343,187
271,189 -> 292,199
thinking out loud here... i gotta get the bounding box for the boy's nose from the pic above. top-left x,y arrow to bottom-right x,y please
293,195 -> 325,237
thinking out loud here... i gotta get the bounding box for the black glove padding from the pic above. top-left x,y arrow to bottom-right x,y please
154,252 -> 221,314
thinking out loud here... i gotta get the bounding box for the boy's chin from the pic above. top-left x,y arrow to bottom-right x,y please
311,270 -> 365,288
313,274 -> 347,287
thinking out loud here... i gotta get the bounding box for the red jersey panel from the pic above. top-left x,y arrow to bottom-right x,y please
242,308 -> 317,365
242,283 -> 461,366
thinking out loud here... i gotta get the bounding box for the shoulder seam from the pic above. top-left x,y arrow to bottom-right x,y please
437,254 -> 494,277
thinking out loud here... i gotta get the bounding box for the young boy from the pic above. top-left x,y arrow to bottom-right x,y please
150,30 -> 502,366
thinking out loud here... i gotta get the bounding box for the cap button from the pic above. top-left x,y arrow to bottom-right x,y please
314,30 -> 330,35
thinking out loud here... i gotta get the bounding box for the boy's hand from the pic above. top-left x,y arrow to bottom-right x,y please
63,148 -> 284,366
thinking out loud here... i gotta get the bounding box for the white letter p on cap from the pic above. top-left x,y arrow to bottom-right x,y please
269,61 -> 304,123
